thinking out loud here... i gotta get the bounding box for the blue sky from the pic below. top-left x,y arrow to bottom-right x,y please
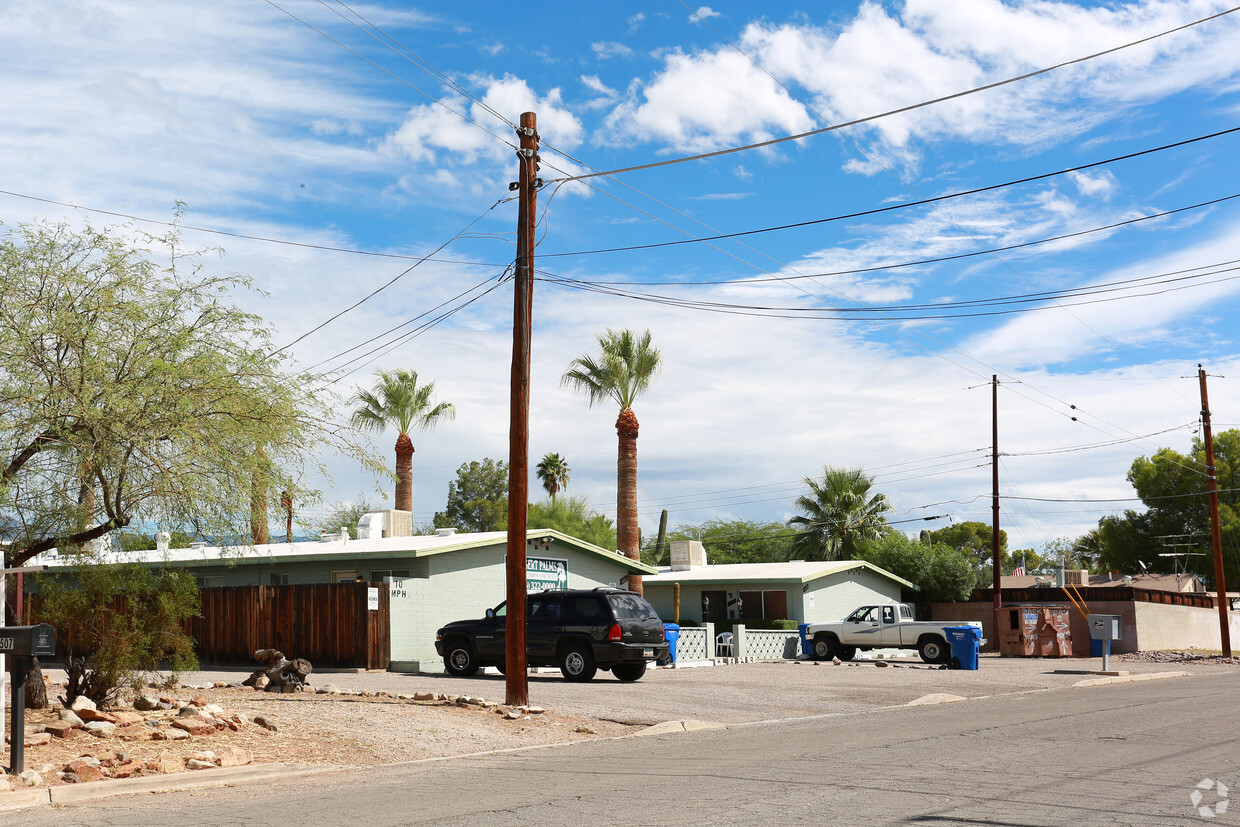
4,1 -> 1240,557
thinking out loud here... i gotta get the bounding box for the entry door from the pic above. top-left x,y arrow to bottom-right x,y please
701,590 -> 727,624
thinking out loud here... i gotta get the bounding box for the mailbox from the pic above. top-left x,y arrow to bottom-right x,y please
1087,614 -> 1122,642
0,623 -> 57,657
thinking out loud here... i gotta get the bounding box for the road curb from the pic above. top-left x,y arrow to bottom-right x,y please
1,763 -> 345,811
635,719 -> 725,736
1072,670 -> 1192,688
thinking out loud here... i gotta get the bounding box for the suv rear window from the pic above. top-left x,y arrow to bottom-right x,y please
607,593 -> 660,621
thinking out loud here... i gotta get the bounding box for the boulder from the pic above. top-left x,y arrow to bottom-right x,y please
17,770 -> 43,787
146,750 -> 185,774
44,720 -> 77,739
216,746 -> 252,768
185,759 -> 216,771
84,721 -> 117,738
58,709 -> 85,727
69,696 -> 97,714
64,759 -> 107,783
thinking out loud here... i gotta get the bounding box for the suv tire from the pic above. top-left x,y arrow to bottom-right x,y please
611,661 -> 647,682
560,642 -> 597,682
444,641 -> 479,677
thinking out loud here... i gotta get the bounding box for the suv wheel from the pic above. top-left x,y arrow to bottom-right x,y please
611,662 -> 646,682
560,643 -> 597,682
444,641 -> 479,677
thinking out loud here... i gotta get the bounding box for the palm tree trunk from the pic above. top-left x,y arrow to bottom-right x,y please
395,432 -> 415,513
616,407 -> 642,595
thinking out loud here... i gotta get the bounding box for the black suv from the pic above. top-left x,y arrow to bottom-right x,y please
434,588 -> 669,682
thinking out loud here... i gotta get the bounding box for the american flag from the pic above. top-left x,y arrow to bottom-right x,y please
1013,563 -> 1026,576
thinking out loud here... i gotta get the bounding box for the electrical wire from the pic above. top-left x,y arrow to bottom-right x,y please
542,5 -> 1240,184
540,127 -> 1240,258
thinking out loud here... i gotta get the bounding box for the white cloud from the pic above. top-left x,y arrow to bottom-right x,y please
592,41 -> 634,59
580,75 -> 618,96
692,7 -> 722,22
1070,170 -> 1119,199
605,49 -> 814,152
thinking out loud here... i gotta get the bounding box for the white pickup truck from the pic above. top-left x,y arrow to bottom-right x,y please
805,603 -> 982,664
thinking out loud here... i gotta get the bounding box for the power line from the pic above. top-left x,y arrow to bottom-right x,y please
270,198 -> 507,356
541,126 -> 1240,258
542,6 -> 1240,184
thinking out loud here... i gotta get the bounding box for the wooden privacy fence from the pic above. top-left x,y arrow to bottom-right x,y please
191,583 -> 390,670
26,582 -> 390,671
973,586 -> 1215,610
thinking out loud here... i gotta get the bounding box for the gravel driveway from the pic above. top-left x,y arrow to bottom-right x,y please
158,653 -> 1215,727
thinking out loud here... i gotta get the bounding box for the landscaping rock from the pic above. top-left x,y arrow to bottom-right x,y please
85,721 -> 117,738
17,770 -> 43,787
133,695 -> 160,711
58,709 -> 85,727
69,696 -> 97,714
171,717 -> 215,736
253,715 -> 278,732
77,707 -> 118,724
147,750 -> 184,774
25,731 -> 53,747
186,758 -> 216,771
44,720 -> 77,739
216,746 -> 252,768
64,759 -> 107,783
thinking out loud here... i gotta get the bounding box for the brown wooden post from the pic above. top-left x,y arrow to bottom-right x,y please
992,375 -> 1002,650
505,111 -> 538,706
1198,365 -> 1232,658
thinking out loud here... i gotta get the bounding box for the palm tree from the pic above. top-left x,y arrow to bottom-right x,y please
536,452 -> 571,504
562,329 -> 661,594
788,467 -> 891,561
350,368 -> 455,514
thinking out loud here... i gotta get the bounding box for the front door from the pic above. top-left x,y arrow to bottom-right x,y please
701,590 -> 727,625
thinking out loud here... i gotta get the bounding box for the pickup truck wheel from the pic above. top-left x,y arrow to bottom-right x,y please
611,662 -> 647,682
560,644 -> 597,682
918,636 -> 949,664
444,642 -> 479,677
837,646 -> 857,662
812,634 -> 839,660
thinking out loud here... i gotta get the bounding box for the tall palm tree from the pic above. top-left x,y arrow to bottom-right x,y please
536,452 -> 571,504
350,368 -> 455,514
562,329 -> 661,594
788,467 -> 891,561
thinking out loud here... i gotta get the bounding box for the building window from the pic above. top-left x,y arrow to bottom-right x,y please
196,576 -> 227,589
329,570 -> 358,583
737,590 -> 788,620
269,573 -> 289,586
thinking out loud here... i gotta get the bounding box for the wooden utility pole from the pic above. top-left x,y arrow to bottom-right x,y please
505,112 -> 538,706
992,376 -> 1002,640
1197,365 -> 1232,658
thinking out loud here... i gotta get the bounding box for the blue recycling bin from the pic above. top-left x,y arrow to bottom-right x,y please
945,626 -> 982,670
798,623 -> 813,658
660,623 -> 680,665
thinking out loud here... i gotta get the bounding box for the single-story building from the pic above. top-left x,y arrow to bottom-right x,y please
641,541 -> 916,626
29,516 -> 656,673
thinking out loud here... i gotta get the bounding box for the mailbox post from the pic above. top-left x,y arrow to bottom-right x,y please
1,624 -> 56,774
1087,613 -> 1122,672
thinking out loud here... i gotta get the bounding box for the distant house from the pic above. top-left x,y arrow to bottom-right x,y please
641,541 -> 916,626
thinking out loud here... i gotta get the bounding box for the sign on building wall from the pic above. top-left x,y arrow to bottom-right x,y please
527,556 -> 568,591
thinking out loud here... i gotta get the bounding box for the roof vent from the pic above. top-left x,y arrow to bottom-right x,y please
188,541 -> 206,550
435,527 -> 457,537
670,540 -> 707,571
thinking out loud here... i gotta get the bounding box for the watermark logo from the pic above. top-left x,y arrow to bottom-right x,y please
1191,778 -> 1229,819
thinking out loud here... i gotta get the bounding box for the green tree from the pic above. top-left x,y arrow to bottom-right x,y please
527,495 -> 616,550
1093,431 -> 1240,588
318,496 -> 378,540
650,519 -> 794,566
927,521 -> 1008,569
562,329 -> 662,593
0,220 -> 344,570
434,458 -> 509,532
857,532 -> 975,602
38,561 -> 200,705
787,467 -> 891,561
350,368 -> 455,515
535,452 -> 571,504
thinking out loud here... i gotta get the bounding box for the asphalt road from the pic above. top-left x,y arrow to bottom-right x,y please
16,669 -> 1238,826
